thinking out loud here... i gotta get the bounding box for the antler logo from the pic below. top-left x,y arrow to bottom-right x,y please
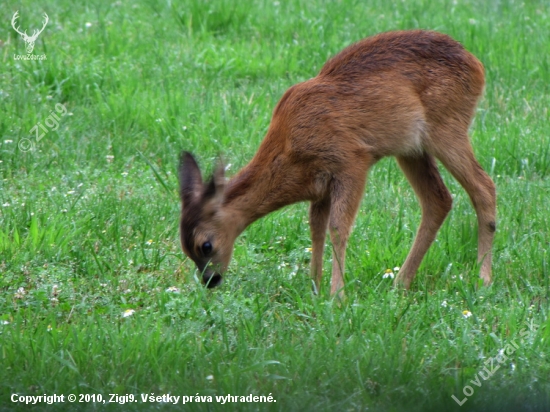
11,11 -> 49,54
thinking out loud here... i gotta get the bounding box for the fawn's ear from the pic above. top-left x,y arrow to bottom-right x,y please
203,160 -> 226,204
178,152 -> 203,206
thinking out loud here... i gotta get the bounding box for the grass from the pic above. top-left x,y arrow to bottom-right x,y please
1,0 -> 549,410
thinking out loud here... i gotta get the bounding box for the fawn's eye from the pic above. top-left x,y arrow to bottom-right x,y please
201,241 -> 212,256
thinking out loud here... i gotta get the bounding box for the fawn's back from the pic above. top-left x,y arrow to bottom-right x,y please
269,30 -> 485,168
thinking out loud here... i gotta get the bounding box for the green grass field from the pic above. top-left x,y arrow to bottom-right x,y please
1,0 -> 549,410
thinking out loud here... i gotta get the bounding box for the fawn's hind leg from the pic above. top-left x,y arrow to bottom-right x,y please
432,134 -> 496,286
394,152 -> 453,289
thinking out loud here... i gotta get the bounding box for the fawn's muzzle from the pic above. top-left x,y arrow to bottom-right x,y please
202,271 -> 223,288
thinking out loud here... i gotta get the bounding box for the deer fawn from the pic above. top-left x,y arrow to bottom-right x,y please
178,30 -> 496,295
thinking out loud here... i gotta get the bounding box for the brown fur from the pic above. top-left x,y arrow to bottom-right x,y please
179,30 -> 496,295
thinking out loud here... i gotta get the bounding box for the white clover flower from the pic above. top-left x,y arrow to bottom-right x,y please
122,309 -> 135,318
382,269 -> 394,279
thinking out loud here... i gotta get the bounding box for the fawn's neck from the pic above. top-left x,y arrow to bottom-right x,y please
222,135 -> 306,234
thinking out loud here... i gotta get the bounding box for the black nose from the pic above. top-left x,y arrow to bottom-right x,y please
203,272 -> 223,288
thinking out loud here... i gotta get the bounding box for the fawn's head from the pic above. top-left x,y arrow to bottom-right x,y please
178,152 -> 236,288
